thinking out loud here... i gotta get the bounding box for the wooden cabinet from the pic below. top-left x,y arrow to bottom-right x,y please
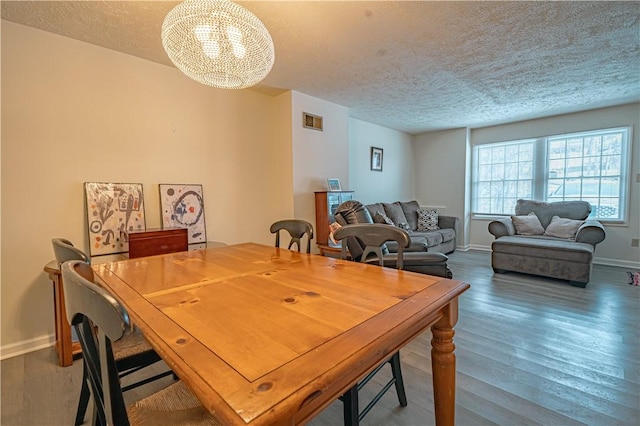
314,191 -> 354,250
127,227 -> 188,258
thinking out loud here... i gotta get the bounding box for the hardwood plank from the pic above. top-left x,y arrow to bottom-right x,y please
1,355 -> 25,422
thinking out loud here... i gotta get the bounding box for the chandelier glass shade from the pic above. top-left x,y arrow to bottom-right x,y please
161,0 -> 275,89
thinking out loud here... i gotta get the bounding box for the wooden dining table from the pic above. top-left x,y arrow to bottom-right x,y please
92,243 -> 469,425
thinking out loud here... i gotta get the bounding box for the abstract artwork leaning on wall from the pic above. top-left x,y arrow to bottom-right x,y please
84,182 -> 146,256
159,183 -> 207,244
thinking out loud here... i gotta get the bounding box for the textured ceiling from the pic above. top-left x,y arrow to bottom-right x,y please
2,1 -> 639,134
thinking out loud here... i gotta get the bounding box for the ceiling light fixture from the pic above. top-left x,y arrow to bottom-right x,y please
161,0 -> 275,89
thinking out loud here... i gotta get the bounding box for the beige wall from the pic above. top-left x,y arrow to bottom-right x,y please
0,22 -> 387,355
291,91 -> 350,239
0,22 -> 295,354
413,128 -> 469,247
348,118 -> 414,204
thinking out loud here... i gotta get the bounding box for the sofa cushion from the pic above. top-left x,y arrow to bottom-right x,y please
365,203 -> 386,220
373,212 -> 394,226
398,200 -> 420,230
492,236 -> 593,263
370,251 -> 448,267
436,228 -> 456,243
417,209 -> 440,231
511,212 -> 544,235
544,216 -> 585,239
383,203 -> 408,228
397,222 -> 411,232
409,231 -> 443,247
515,199 -> 591,228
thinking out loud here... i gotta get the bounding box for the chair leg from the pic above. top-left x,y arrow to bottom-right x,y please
75,361 -> 91,425
390,352 -> 408,407
342,385 -> 359,426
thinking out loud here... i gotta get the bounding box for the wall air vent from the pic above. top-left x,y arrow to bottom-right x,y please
303,112 -> 323,131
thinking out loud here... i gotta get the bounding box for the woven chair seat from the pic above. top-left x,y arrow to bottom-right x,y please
113,327 -> 153,360
127,381 -> 221,425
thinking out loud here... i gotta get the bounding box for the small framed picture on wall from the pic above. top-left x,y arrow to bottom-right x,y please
327,178 -> 341,191
371,147 -> 383,171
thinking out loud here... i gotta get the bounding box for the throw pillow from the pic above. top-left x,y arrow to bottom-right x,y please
374,212 -> 394,226
399,200 -> 421,230
417,209 -> 440,231
543,216 -> 585,239
382,203 -> 408,227
511,212 -> 545,236
397,222 -> 411,232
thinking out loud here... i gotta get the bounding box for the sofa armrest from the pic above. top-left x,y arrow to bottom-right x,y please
575,220 -> 606,246
488,218 -> 515,239
438,215 -> 458,232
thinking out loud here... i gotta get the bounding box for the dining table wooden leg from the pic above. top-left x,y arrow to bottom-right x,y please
431,299 -> 459,426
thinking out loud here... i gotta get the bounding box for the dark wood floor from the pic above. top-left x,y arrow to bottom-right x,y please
2,250 -> 639,425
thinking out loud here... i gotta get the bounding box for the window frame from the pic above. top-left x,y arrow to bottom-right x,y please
471,126 -> 632,224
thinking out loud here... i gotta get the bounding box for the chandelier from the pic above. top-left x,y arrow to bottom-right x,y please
161,0 -> 275,89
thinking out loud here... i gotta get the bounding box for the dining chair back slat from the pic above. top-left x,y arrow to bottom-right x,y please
52,238 -> 90,266
333,224 -> 410,269
270,219 -> 314,253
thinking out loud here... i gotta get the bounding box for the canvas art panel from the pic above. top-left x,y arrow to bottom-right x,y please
85,182 -> 146,256
159,184 -> 207,244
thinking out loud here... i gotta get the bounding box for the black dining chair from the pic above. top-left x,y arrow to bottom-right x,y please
51,238 -> 171,425
332,224 -> 409,426
60,260 -> 220,426
269,219 -> 314,253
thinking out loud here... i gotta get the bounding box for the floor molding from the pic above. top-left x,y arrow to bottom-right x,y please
0,334 -> 54,361
594,257 -> 640,269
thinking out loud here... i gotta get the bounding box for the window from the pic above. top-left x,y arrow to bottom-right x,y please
472,127 -> 631,222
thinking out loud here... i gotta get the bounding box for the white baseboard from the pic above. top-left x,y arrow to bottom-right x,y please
593,257 -> 640,269
464,244 -> 491,252
0,334 -> 54,361
458,244 -> 640,269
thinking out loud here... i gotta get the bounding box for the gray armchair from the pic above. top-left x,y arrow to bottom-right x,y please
488,199 -> 606,287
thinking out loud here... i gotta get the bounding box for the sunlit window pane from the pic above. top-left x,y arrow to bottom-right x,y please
472,127 -> 629,221
472,140 -> 534,214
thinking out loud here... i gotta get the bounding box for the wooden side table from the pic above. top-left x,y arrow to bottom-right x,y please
317,244 -> 348,259
43,260 -> 81,367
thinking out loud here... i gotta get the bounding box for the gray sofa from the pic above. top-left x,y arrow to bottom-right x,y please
334,200 -> 458,254
333,200 -> 456,277
488,199 -> 606,287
